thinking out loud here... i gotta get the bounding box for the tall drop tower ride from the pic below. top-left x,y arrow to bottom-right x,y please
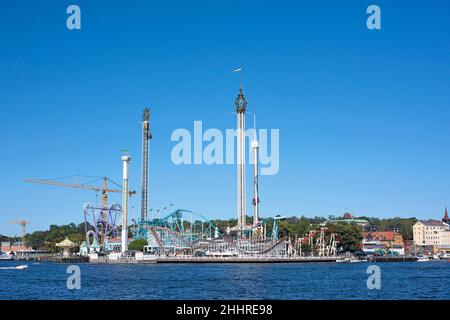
251,115 -> 260,225
141,108 -> 152,221
121,154 -> 131,253
234,87 -> 248,235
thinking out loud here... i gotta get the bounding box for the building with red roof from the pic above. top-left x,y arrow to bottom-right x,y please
362,231 -> 405,255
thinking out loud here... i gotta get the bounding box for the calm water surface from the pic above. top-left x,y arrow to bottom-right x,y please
0,261 -> 449,300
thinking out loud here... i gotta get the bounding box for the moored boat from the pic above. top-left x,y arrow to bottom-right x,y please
0,251 -> 13,260
417,256 -> 430,262
439,253 -> 450,260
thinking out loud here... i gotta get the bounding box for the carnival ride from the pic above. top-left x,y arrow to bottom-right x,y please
291,227 -> 339,257
129,209 -> 338,258
130,208 -> 285,257
83,202 -> 123,246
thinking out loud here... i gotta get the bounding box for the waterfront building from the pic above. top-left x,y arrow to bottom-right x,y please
89,238 -> 102,253
362,231 -> 405,255
413,209 -> 450,253
104,238 -> 122,252
1,241 -> 31,253
104,237 -> 132,252
437,228 -> 450,254
1,242 -> 10,252
413,221 -> 449,246
79,241 -> 89,256
322,213 -> 369,228
403,240 -> 415,255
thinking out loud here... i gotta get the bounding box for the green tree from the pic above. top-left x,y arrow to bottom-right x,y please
128,239 -> 148,252
328,223 -> 363,253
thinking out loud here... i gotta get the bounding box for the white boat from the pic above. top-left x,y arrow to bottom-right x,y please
15,265 -> 28,270
417,256 -> 430,262
0,265 -> 28,270
0,252 -> 13,260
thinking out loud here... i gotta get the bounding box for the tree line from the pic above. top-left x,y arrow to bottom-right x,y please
0,216 -> 418,253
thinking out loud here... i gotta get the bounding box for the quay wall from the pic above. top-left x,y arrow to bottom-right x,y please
9,254 -> 419,264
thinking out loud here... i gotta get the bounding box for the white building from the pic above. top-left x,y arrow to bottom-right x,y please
413,221 -> 448,246
413,209 -> 450,253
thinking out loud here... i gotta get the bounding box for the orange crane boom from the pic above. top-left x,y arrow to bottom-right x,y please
24,177 -> 136,209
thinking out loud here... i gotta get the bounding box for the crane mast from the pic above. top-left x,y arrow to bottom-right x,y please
10,220 -> 30,246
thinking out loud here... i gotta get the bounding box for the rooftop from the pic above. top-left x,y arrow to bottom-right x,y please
419,220 -> 446,227
363,231 -> 401,241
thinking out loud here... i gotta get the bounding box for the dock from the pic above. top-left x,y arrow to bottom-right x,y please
368,256 -> 416,263
155,256 -> 338,264
9,252 -> 419,264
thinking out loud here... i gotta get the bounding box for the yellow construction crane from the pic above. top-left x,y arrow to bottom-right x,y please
24,176 -> 136,209
10,220 -> 30,245
24,176 -> 136,244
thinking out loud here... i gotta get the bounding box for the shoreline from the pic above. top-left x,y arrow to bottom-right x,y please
3,255 -> 421,265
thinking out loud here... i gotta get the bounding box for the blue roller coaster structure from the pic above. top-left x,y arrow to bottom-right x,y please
132,209 -> 221,242
130,208 -> 289,257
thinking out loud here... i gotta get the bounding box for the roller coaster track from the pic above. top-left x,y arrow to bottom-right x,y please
147,226 -> 192,252
135,208 -> 288,256
235,238 -> 287,255
190,238 -> 287,256
149,227 -> 163,249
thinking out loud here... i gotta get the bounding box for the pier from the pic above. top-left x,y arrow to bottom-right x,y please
155,256 -> 339,264
10,252 -> 89,263
368,256 -> 416,263
9,252 -> 420,264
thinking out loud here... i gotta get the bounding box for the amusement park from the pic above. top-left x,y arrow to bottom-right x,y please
22,89 -> 340,262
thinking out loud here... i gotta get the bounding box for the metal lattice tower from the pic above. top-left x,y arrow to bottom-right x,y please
141,108 -> 152,221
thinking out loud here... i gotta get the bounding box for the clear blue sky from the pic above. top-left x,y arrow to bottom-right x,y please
1,0 -> 449,236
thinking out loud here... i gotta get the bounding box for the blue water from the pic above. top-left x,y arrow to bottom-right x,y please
0,261 -> 449,300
